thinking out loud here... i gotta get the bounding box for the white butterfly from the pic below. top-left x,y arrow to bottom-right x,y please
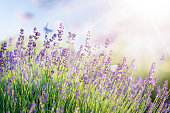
109,65 -> 118,72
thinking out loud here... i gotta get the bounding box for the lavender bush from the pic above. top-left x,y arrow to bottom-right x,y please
0,24 -> 169,113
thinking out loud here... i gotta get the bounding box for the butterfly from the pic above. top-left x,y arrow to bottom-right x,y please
160,55 -> 165,62
109,65 -> 118,72
44,23 -> 53,34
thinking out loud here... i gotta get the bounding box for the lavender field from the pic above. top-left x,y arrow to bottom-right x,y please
0,25 -> 169,113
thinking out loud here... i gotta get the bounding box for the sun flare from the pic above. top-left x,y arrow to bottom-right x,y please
125,0 -> 170,22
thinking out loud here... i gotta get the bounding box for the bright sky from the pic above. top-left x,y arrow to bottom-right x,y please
0,0 -> 111,39
0,0 -> 170,58
0,0 -> 114,47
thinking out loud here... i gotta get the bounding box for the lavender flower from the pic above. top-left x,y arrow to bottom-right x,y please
162,80 -> 168,91
58,23 -> 64,41
147,102 -> 154,113
0,25 -> 169,113
105,38 -> 110,48
28,100 -> 35,113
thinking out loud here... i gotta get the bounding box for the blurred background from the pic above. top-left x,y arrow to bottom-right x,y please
0,0 -> 169,87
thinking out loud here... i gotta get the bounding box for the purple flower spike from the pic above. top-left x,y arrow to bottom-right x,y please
56,109 -> 60,113
28,100 -> 35,113
35,32 -> 40,36
90,109 -> 94,113
105,38 -> 110,48
147,102 -> 154,113
112,106 -> 116,112
34,27 -> 37,32
51,70 -> 54,74
162,80 -> 168,91
20,29 -> 24,34
33,42 -> 36,47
